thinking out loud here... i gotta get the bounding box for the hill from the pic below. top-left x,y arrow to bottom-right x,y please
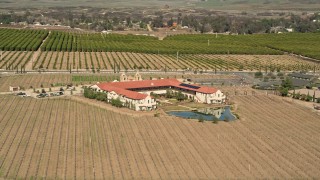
0,0 -> 320,10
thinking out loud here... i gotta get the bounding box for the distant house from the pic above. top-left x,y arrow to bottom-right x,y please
9,86 -> 20,92
288,73 -> 315,81
288,73 -> 318,88
286,28 -> 294,32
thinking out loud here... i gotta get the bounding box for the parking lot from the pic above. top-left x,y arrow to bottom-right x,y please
12,85 -> 83,99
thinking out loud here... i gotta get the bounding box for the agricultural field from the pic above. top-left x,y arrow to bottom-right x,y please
2,51 -> 319,71
1,28 -> 320,60
0,29 -> 48,51
166,33 -> 320,60
40,31 -> 282,55
27,52 -> 320,71
0,93 -> 320,179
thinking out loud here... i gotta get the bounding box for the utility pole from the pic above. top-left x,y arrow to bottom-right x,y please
216,32 -> 218,38
208,39 -> 210,46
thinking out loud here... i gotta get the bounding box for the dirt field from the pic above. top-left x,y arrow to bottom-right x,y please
0,93 -> 320,179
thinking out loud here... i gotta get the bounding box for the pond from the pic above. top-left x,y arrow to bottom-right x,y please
167,106 -> 236,121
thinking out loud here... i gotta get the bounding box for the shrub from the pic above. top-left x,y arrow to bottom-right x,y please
293,93 -> 300,99
41,89 -> 46,93
224,117 -> 230,122
277,72 -> 284,77
254,71 -> 263,78
154,113 -> 160,117
234,113 -> 240,120
198,116 -> 205,122
306,93 -> 312,102
96,92 -> 107,101
83,87 -> 96,99
111,98 -> 123,108
213,119 -> 219,124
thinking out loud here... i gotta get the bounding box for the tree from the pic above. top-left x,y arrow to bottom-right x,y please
279,77 -> 292,96
176,91 -> 185,102
167,17 -> 174,27
166,90 -> 173,98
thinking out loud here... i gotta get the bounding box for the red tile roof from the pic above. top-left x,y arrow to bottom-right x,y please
97,83 -> 148,100
97,79 -> 217,100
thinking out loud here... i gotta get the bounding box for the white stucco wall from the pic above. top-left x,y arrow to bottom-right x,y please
196,90 -> 226,104
90,84 -> 225,109
138,89 -> 167,95
89,85 -> 156,111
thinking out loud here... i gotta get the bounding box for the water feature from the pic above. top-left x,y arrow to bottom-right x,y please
167,106 -> 236,121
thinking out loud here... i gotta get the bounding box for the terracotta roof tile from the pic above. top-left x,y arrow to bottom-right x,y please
97,79 -> 217,100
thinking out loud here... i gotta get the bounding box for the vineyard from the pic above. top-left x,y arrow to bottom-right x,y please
1,51 -> 319,71
0,28 -> 320,60
1,28 -> 320,72
0,94 -> 320,179
166,33 -> 320,59
39,31 -> 281,55
0,29 -> 48,51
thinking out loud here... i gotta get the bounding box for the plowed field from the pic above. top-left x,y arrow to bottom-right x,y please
0,95 -> 319,179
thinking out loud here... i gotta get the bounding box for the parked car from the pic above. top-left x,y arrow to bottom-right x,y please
50,91 -> 64,96
36,93 -> 49,98
16,92 -> 30,97
50,92 -> 58,96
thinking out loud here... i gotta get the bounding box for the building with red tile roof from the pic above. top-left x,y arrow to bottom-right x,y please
90,77 -> 225,111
